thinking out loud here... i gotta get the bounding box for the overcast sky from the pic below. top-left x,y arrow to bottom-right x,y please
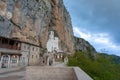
63,0 -> 120,56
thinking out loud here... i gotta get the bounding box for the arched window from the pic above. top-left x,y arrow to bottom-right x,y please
1,55 -> 10,68
2,55 -> 9,63
11,55 -> 18,63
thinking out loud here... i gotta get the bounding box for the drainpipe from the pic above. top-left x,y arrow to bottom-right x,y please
0,52 -> 1,68
0,53 -> 2,68
28,44 -> 30,66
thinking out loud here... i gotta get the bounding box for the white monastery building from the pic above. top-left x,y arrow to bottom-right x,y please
47,31 -> 59,52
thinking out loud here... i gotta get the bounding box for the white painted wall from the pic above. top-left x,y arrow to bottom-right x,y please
47,31 -> 59,52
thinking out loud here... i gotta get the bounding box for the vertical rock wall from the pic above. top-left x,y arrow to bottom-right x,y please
40,0 -> 75,53
0,0 -> 75,53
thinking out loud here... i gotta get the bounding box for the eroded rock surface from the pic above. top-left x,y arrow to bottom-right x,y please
0,0 -> 97,55
0,0 -> 75,53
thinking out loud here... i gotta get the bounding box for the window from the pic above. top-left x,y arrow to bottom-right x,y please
23,57 -> 25,60
24,45 -> 26,49
2,55 -> 9,63
16,43 -> 18,46
32,47 -> 34,51
36,48 -> 38,51
11,55 -> 18,63
2,38 -> 8,44
36,48 -> 37,51
9,40 -> 14,45
0,38 -> 2,44
27,46 -> 29,50
32,55 -> 34,58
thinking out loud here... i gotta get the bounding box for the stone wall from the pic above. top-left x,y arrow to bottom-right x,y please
29,45 -> 40,65
20,43 -> 40,66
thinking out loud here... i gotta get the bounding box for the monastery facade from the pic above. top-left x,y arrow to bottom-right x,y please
0,37 -> 40,68
47,31 -> 59,52
46,31 -> 65,63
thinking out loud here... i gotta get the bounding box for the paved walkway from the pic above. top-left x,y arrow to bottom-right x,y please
52,62 -> 93,80
52,62 -> 67,67
26,66 -> 78,80
0,66 -> 24,74
0,62 -> 66,80
0,62 -> 93,80
0,67 -> 25,80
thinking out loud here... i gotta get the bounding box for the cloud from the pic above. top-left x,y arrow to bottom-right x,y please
64,0 -> 120,45
73,27 -> 120,56
63,0 -> 120,56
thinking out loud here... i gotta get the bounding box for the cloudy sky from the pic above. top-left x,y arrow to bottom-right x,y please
63,0 -> 120,56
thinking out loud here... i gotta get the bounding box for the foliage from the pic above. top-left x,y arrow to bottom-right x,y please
41,48 -> 47,53
36,0 -> 39,2
67,51 -> 120,80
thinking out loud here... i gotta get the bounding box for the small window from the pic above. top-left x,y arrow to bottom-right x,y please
16,43 -> 18,46
32,47 -> 34,51
24,45 -> 26,49
2,39 -> 8,44
11,55 -> 18,63
9,40 -> 14,45
27,46 -> 29,50
36,48 -> 37,51
36,48 -> 38,51
32,55 -> 34,58
0,38 -> 2,40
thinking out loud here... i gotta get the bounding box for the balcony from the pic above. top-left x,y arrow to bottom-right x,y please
0,37 -> 20,50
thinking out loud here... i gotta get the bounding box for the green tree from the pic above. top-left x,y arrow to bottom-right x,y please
67,51 -> 120,80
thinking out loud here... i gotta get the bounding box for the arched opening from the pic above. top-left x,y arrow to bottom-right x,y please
1,55 -> 10,68
11,55 -> 19,67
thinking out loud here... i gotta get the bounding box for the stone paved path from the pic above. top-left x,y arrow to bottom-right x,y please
0,62 -> 66,80
52,62 -> 67,67
0,68 -> 25,80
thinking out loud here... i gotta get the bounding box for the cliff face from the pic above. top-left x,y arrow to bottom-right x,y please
48,0 -> 75,53
0,0 -> 52,45
0,0 -> 97,55
74,36 -> 96,58
0,0 -> 75,53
